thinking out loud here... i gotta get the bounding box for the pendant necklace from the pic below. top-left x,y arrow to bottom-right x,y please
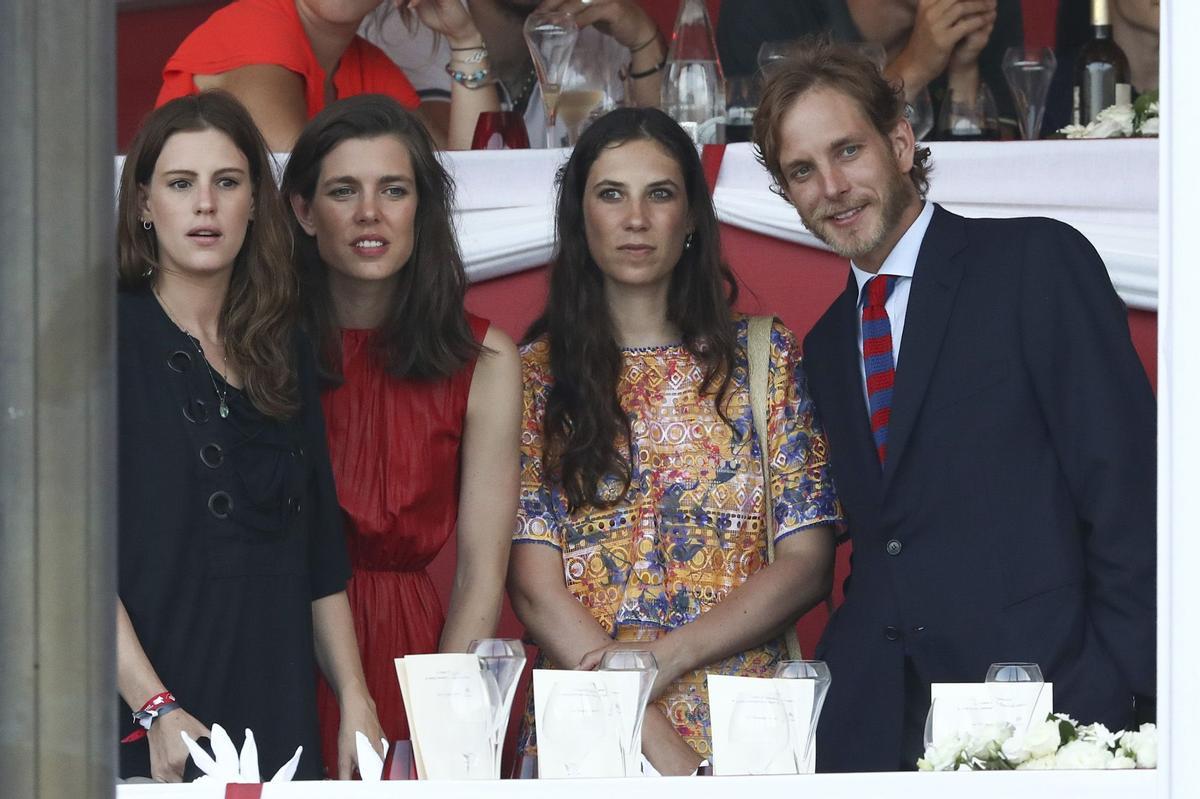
155,289 -> 232,419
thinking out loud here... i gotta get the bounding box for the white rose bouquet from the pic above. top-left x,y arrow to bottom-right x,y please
1059,90 -> 1159,139
918,714 -> 1157,771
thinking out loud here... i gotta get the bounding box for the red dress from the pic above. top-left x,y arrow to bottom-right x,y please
315,316 -> 489,775
156,0 -> 419,115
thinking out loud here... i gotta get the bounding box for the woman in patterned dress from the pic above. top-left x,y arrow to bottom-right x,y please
508,107 -> 842,775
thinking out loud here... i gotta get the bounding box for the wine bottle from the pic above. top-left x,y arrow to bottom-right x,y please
1074,0 -> 1132,125
661,0 -> 726,145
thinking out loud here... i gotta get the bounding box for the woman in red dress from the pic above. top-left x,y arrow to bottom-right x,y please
282,94 -> 521,777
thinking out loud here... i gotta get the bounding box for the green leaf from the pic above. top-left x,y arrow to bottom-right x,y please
1059,718 -> 1078,744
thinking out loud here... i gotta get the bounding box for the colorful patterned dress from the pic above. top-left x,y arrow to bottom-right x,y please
514,316 -> 842,758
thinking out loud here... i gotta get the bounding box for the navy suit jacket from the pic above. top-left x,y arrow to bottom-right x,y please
804,205 -> 1156,772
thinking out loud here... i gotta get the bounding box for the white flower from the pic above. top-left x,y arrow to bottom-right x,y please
1078,722 -> 1120,749
1107,755 -> 1138,769
956,762 -> 974,771
1139,117 -> 1159,136
1022,719 -> 1063,759
1055,739 -> 1114,770
1119,724 -> 1158,768
1091,103 -> 1136,137
1017,754 -> 1058,770
1001,732 -> 1032,765
1060,124 -> 1089,139
921,733 -> 968,772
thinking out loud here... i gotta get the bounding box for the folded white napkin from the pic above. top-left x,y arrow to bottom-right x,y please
354,731 -> 389,782
180,724 -> 302,783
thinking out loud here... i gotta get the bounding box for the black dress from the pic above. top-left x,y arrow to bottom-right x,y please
117,288 -> 350,780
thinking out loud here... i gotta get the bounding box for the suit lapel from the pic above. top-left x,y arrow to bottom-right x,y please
881,206 -> 967,493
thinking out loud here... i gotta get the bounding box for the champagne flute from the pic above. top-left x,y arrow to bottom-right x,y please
598,649 -> 658,776
468,638 -> 527,777
523,10 -> 579,148
1002,46 -> 1057,140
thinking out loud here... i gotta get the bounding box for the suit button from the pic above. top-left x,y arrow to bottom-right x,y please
288,496 -> 302,514
886,539 -> 902,556
884,625 -> 900,641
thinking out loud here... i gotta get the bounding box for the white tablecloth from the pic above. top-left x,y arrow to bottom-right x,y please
115,139 -> 1157,309
116,768 -> 1155,798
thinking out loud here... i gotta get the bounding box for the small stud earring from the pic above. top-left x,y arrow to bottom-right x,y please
684,232 -> 695,250
142,219 -> 153,231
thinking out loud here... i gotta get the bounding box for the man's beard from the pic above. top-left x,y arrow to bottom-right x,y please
801,168 -> 915,261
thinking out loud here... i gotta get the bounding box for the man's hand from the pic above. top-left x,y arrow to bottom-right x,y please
147,708 -> 210,783
949,2 -> 997,72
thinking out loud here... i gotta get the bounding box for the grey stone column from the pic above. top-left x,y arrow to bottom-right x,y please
0,1 -> 117,796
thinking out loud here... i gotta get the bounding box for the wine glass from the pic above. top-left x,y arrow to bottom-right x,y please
557,32 -> 619,146
938,83 -> 1000,140
774,659 -> 831,773
727,690 -> 792,774
427,670 -> 493,778
598,649 -> 658,776
905,87 -> 934,141
468,638 -> 527,777
523,10 -> 579,148
541,681 -> 619,778
986,661 -> 1046,734
1002,46 -> 1057,140
756,39 -> 801,76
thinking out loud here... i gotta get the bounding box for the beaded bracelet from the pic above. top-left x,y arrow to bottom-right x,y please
445,63 -> 491,89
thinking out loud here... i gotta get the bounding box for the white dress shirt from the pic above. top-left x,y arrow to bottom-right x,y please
850,201 -> 935,407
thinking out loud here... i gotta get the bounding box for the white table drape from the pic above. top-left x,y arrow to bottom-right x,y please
115,139 -> 1157,310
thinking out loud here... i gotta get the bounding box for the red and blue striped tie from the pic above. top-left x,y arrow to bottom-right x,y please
862,274 -> 898,463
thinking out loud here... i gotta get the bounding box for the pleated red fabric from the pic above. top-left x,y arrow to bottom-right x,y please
315,316 -> 488,776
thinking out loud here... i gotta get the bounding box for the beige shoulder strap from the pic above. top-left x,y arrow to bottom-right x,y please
746,316 -> 803,661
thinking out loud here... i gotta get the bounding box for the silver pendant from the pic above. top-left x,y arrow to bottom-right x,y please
219,399 -> 230,419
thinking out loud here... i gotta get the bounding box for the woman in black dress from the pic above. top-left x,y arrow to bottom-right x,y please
115,91 -> 382,782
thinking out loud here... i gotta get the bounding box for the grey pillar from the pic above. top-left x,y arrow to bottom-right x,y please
0,1 -> 117,796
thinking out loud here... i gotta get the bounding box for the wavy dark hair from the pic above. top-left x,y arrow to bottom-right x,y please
117,90 -> 299,419
753,37 -> 933,199
282,94 -> 480,382
525,108 -> 739,511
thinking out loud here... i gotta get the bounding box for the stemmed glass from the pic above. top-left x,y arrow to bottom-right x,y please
557,33 -> 620,146
756,39 -> 799,76
430,668 -> 494,778
1002,46 -> 1057,140
727,690 -> 791,774
468,638 -> 527,777
905,87 -> 935,141
598,649 -> 658,776
523,10 -> 579,148
986,661 -> 1046,734
541,681 -> 619,777
774,659 -> 831,773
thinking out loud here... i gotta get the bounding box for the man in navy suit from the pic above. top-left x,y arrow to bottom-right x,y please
751,41 -> 1156,772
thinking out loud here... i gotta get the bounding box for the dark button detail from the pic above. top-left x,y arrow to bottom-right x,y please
200,443 -> 224,469
287,496 -> 302,514
208,491 -> 232,519
886,538 -> 903,556
884,625 -> 901,641
182,398 -> 209,424
168,350 -> 193,373
911,625 -> 927,634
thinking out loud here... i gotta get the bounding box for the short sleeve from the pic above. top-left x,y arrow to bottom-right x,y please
764,320 -> 843,541
296,336 -> 352,599
513,340 -> 564,550
359,11 -> 452,101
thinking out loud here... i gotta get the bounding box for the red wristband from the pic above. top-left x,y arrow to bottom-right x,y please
121,690 -> 178,744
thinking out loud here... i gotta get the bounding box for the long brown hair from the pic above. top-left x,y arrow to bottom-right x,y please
753,37 -> 933,199
282,95 -> 480,382
117,91 -> 299,419
525,108 -> 739,512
